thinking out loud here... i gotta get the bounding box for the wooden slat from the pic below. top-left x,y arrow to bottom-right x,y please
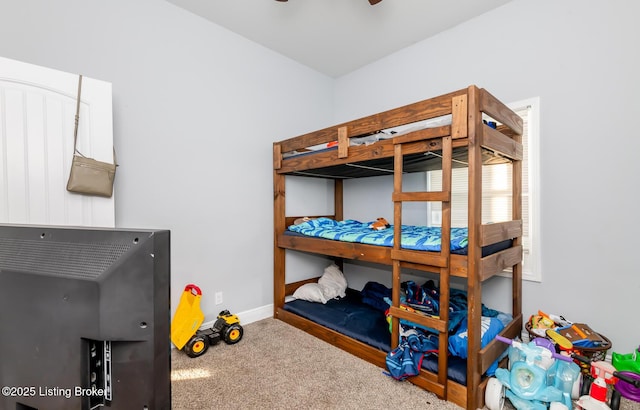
479,246 -> 523,281
279,233 -> 472,276
273,143 -> 282,170
277,137 -> 470,175
451,94 -> 468,139
391,125 -> 450,144
449,255 -> 469,277
278,140 -> 391,174
278,234 -> 392,264
479,314 -> 522,374
284,277 -> 320,296
337,126 -> 348,158
392,191 -> 449,202
482,124 -> 523,161
284,215 -> 335,228
391,249 -> 448,267
334,179 -> 344,222
480,220 -> 522,246
408,375 -> 445,399
387,306 -> 446,333
479,88 -> 523,135
276,89 -> 467,153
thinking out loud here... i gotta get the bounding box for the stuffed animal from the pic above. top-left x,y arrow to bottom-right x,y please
369,217 -> 390,230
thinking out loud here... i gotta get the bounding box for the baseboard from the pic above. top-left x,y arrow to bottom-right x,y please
200,303 -> 273,329
171,304 -> 273,350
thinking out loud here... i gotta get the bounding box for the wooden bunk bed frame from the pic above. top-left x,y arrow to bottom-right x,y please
273,85 -> 524,409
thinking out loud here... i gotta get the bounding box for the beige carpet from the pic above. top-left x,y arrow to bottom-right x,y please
171,317 -> 461,410
171,318 -> 640,410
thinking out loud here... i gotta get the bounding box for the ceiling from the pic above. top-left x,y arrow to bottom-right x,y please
166,0 -> 512,78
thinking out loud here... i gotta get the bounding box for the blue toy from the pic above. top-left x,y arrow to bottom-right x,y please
485,335 -> 581,410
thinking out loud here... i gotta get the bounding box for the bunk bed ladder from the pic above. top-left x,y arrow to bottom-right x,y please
387,132 -> 454,399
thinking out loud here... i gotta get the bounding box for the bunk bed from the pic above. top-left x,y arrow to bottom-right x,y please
273,85 -> 524,410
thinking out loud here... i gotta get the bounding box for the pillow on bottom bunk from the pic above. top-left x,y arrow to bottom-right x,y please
318,264 -> 347,299
291,264 -> 348,304
292,283 -> 328,304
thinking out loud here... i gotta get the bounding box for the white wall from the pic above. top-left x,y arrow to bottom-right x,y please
0,0 -> 334,323
332,0 -> 640,354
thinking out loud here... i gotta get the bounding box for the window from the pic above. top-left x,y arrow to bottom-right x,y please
427,98 -> 541,281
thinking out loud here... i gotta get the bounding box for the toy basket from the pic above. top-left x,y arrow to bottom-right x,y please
525,322 -> 612,374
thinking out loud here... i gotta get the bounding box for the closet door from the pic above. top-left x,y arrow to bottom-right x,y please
0,56 -> 114,227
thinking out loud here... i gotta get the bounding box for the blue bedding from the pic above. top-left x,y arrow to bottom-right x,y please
284,288 -> 473,385
285,284 -> 510,385
288,218 -> 469,252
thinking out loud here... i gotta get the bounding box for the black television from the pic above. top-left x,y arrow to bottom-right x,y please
0,224 -> 171,410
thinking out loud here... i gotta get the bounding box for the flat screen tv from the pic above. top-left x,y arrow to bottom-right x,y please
0,224 -> 171,410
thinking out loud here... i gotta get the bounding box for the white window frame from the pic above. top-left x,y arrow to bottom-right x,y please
426,97 -> 541,282
514,97 -> 541,282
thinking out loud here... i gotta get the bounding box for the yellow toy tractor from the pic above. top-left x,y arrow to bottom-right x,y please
171,284 -> 243,358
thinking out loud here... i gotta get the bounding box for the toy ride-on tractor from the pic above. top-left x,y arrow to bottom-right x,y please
171,284 -> 244,358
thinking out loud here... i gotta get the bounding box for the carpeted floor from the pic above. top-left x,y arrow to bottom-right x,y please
171,317 -> 460,410
171,318 -> 640,410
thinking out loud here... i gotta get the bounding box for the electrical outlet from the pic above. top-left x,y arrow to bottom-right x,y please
215,292 -> 223,305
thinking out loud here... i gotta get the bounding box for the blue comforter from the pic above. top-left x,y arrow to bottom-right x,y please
288,218 -> 469,252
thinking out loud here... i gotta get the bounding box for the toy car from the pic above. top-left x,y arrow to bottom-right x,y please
171,284 -> 244,358
182,310 -> 244,358
485,335 -> 581,410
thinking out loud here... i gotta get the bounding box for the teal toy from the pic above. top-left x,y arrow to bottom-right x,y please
485,336 -> 581,410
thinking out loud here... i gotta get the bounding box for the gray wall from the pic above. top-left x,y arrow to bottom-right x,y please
2,0 -> 638,356
332,0 -> 640,354
0,0 -> 334,322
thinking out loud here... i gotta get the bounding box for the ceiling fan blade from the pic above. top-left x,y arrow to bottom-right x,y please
275,0 -> 380,4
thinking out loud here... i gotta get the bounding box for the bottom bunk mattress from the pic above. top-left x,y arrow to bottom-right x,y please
283,287 -> 506,385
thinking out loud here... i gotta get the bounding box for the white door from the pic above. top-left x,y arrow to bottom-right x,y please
0,56 -> 115,227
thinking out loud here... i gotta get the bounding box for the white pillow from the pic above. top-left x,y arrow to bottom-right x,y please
292,283 -> 328,304
318,264 -> 347,300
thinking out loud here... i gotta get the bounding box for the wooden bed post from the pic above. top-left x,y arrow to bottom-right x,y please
391,143 -> 403,348
511,125 -> 523,320
274,143 -> 286,314
466,85 -> 484,409
334,178 -> 344,271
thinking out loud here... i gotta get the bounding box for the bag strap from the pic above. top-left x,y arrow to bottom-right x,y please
72,74 -> 117,165
73,74 -> 85,157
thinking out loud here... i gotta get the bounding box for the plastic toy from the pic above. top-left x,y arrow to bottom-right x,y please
485,335 -> 581,410
171,284 -> 205,350
171,284 -> 244,358
573,353 -> 640,410
613,371 -> 640,407
612,345 -> 640,374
